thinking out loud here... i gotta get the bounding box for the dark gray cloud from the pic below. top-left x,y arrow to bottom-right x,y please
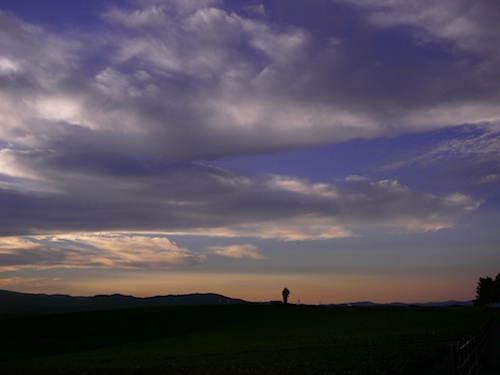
0,154 -> 480,239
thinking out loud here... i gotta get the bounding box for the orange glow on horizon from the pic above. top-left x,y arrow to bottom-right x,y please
3,271 -> 476,305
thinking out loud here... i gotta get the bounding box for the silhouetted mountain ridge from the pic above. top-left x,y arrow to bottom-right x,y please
0,289 -> 248,315
329,300 -> 473,307
0,290 -> 474,315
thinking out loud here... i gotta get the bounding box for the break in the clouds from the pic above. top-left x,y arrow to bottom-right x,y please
0,0 -> 497,276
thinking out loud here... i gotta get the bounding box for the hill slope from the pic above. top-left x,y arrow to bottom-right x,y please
0,289 -> 248,315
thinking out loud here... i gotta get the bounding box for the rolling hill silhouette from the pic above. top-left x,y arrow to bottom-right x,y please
0,289 -> 248,314
0,289 -> 473,315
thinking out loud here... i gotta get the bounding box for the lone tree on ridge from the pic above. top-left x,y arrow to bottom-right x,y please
282,287 -> 290,304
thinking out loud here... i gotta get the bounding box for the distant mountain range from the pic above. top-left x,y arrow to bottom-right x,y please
0,289 -> 473,315
329,300 -> 473,308
0,289 -> 249,315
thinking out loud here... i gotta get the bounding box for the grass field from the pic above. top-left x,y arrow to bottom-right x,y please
0,304 -> 495,374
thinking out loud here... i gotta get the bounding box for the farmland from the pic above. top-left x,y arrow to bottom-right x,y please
0,304 -> 495,374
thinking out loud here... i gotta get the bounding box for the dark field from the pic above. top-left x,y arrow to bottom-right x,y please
0,305 -> 494,374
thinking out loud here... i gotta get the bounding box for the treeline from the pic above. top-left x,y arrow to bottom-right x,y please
474,273 -> 500,306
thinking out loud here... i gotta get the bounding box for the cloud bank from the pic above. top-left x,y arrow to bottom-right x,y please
0,0 -> 494,250
0,233 -> 206,272
2,1 -> 500,160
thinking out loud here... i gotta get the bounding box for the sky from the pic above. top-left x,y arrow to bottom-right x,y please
0,0 -> 499,304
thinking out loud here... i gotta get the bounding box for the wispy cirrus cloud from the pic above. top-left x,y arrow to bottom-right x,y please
334,0 -> 500,56
0,277 -> 62,289
378,125 -> 500,193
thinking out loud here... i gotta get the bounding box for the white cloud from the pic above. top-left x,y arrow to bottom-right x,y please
344,175 -> 369,182
479,174 -> 499,185
29,96 -> 87,125
208,244 -> 266,260
383,125 -> 500,178
103,4 -> 167,28
0,233 -> 206,272
433,125 -> 500,157
0,149 -> 47,181
402,103 -> 500,132
268,176 -> 339,199
333,0 -> 500,56
444,193 -> 481,212
170,218 -> 354,241
0,56 -> 21,75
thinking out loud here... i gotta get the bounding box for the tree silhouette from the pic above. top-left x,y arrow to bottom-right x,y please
474,273 -> 500,306
282,288 -> 290,304
495,274 -> 500,302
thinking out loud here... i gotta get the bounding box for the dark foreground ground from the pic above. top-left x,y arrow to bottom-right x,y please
480,322 -> 500,375
0,305 -> 496,375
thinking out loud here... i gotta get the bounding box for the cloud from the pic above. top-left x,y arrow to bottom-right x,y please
0,233 -> 206,272
0,56 -> 21,75
428,125 -> 500,158
103,3 -> 168,28
2,1 -> 500,165
173,218 -> 354,242
0,153 -> 480,239
0,277 -> 62,289
0,1 -> 489,243
334,0 -> 500,56
207,244 -> 266,260
379,124 -> 500,192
